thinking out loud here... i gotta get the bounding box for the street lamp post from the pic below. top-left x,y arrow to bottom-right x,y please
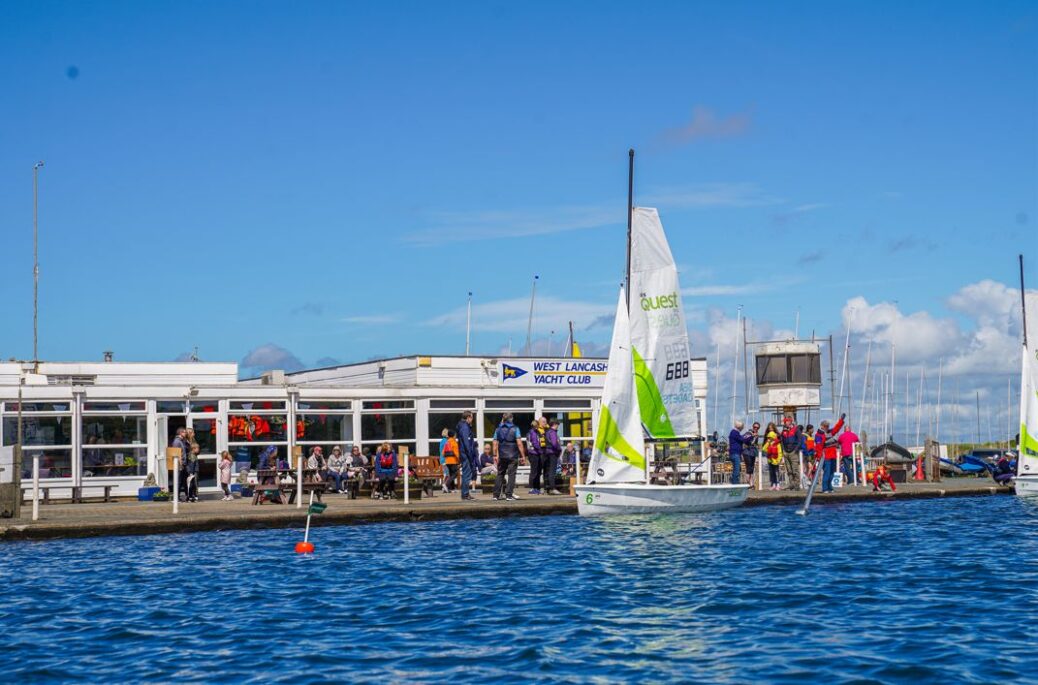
33,161 -> 44,371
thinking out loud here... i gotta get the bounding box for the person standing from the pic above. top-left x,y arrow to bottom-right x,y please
170,427 -> 191,501
438,428 -> 450,493
763,423 -> 782,490
728,421 -> 753,485
442,431 -> 460,493
184,428 -> 200,502
838,424 -> 860,485
527,419 -> 547,495
456,411 -> 479,501
218,450 -> 233,501
815,414 -> 846,493
780,418 -> 802,490
743,422 -> 761,487
543,418 -> 563,495
374,442 -> 398,500
493,413 -> 525,501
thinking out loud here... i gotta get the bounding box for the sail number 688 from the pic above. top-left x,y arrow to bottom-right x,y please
665,361 -> 689,381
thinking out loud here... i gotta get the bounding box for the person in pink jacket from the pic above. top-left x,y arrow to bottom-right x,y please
838,425 -> 860,485
219,450 -> 234,501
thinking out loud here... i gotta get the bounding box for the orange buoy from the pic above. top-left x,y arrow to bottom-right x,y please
295,541 -> 315,554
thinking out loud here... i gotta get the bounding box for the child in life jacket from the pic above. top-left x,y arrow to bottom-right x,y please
442,431 -> 460,493
764,423 -> 783,491
872,464 -> 897,492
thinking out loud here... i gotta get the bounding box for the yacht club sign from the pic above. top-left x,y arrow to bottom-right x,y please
499,360 -> 608,387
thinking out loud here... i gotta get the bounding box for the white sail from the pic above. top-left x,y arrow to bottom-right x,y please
587,287 -> 646,483
628,207 -> 698,438
1018,292 -> 1038,477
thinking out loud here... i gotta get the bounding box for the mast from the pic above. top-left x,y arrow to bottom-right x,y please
626,149 -> 634,312
1022,254 -> 1029,348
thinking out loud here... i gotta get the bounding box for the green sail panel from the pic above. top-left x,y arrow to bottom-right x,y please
633,345 -> 676,439
595,404 -> 647,471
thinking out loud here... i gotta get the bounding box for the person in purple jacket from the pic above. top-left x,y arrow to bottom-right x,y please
543,418 -> 563,495
526,419 -> 546,494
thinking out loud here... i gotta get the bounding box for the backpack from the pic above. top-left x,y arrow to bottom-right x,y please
495,424 -> 517,444
379,452 -> 394,469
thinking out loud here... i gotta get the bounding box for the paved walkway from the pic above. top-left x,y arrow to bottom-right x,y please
0,478 -> 1010,541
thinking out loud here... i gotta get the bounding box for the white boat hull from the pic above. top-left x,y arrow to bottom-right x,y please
575,483 -> 750,516
1015,475 -> 1038,497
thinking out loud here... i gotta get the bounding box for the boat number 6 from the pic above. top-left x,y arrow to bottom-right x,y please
585,494 -> 594,504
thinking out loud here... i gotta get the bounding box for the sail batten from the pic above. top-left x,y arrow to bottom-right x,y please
628,207 -> 698,439
587,287 -> 646,484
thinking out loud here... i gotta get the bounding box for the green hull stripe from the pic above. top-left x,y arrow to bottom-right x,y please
632,346 -> 676,439
595,405 -> 646,471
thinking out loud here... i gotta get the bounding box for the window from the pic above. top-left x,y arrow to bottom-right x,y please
3,416 -> 73,446
229,400 -> 286,411
188,402 -> 219,413
789,354 -> 821,384
427,412 -> 472,456
4,402 -> 71,413
157,400 -> 186,413
3,404 -> 73,480
361,412 -> 415,442
227,414 -> 289,442
543,399 -> 593,410
20,448 -> 73,479
82,406 -> 149,479
756,355 -> 788,384
429,399 -> 475,410
82,447 -> 147,478
485,399 -> 533,410
230,444 -> 287,472
297,400 -> 351,411
298,414 -> 354,444
83,401 -> 147,412
362,400 -> 414,410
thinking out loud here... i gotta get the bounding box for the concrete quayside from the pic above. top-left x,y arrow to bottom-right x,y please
0,479 -> 1011,542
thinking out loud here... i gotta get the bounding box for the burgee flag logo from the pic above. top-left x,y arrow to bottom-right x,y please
502,364 -> 528,381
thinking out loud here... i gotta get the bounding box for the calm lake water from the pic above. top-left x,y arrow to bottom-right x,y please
2,496 -> 1037,683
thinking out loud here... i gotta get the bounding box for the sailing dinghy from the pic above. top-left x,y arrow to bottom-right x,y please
1016,256 -> 1038,497
575,155 -> 749,515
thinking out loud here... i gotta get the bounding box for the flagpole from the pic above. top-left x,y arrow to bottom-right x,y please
524,275 -> 538,355
568,321 -> 575,357
465,291 -> 472,356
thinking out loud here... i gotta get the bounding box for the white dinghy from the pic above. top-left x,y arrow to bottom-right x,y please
1015,255 -> 1038,497
576,152 -> 748,515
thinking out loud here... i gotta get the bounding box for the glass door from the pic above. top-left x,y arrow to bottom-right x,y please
188,415 -> 220,492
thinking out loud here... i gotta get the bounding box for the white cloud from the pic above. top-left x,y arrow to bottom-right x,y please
402,206 -> 617,245
240,343 -> 304,374
341,314 -> 400,325
425,295 -> 614,335
843,296 -> 960,363
641,182 -> 780,209
659,105 -> 752,145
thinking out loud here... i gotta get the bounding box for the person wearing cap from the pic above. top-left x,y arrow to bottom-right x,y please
327,445 -> 348,493
815,414 -> 846,492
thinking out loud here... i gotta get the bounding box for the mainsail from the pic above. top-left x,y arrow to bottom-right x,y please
1018,291 -> 1038,477
587,287 -> 646,483
628,207 -> 698,438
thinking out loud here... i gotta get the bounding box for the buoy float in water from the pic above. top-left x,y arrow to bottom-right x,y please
295,541 -> 315,554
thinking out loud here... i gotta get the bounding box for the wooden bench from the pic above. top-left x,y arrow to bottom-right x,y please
20,487 -> 51,504
411,457 -> 443,497
251,483 -> 289,505
72,485 -> 114,503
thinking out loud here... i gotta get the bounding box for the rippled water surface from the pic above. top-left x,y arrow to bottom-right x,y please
3,496 -> 1038,683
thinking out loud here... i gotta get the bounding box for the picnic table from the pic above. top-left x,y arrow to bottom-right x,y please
252,468 -> 326,504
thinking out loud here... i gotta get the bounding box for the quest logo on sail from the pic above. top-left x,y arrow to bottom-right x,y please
639,292 -> 679,310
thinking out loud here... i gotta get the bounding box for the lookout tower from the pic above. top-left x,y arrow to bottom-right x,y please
753,341 -> 822,417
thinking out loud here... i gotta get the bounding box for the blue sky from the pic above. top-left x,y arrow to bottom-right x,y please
1,2 -> 1035,439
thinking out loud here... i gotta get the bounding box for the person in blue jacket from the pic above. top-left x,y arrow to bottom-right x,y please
728,421 -> 754,485
373,442 -> 398,500
456,411 -> 480,500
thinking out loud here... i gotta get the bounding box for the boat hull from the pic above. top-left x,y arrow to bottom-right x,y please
1015,475 -> 1038,497
575,483 -> 750,516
